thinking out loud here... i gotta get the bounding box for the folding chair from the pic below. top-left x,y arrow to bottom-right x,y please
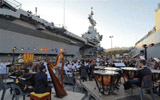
64,71 -> 75,91
131,75 -> 155,100
11,83 -> 29,100
0,74 -> 13,100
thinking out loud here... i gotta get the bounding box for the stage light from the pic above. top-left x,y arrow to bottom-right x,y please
55,48 -> 58,53
40,48 -> 43,51
149,43 -> 154,47
60,48 -> 63,52
34,48 -> 36,51
21,48 -> 24,51
13,47 -> 17,50
51,49 -> 54,51
44,48 -> 47,51
142,44 -> 147,48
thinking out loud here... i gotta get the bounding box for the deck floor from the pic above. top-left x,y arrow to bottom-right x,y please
81,81 -> 160,100
0,86 -> 85,100
0,79 -> 159,100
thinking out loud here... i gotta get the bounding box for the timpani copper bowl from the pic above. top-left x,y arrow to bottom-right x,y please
94,70 -> 119,94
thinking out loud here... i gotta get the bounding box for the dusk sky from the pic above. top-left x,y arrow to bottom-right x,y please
17,0 -> 160,49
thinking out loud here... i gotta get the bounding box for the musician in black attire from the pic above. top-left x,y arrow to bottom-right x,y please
17,78 -> 34,93
14,71 -> 34,95
89,61 -> 96,81
34,65 -> 51,94
128,62 -> 135,67
79,61 -> 88,82
124,60 -> 152,90
110,61 -> 116,67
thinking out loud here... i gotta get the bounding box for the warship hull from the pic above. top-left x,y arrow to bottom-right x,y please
0,0 -> 104,60
0,18 -> 83,59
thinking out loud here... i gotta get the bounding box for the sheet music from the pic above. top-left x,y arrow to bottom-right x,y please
139,56 -> 145,60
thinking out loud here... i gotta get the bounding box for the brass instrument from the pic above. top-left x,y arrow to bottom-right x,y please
47,53 -> 67,98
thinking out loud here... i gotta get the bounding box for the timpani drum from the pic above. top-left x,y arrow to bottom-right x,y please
94,67 -> 121,85
151,69 -> 160,81
94,70 -> 119,94
104,67 -> 121,71
151,69 -> 160,93
95,66 -> 121,71
121,67 -> 138,71
151,69 -> 160,74
95,66 -> 106,70
121,67 -> 138,80
94,70 -> 118,86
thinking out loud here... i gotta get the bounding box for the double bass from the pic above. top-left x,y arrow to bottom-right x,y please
47,53 -> 67,98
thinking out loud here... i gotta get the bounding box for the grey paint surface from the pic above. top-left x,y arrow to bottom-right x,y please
0,18 -> 84,46
132,30 -> 160,58
0,28 -> 80,56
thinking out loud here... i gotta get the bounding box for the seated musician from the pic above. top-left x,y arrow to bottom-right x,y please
99,61 -> 106,66
124,60 -> 152,90
34,65 -> 51,94
110,61 -> 116,67
44,59 -> 51,80
64,63 -> 72,77
16,71 -> 34,94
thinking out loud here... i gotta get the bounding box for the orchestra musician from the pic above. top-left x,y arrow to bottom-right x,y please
13,70 -> 34,96
79,61 -> 88,82
44,59 -> 50,78
89,60 -> 96,81
64,63 -> 72,77
34,65 -> 51,96
123,59 -> 152,90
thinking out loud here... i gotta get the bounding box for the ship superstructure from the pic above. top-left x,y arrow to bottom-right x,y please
131,3 -> 160,59
82,8 -> 103,57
